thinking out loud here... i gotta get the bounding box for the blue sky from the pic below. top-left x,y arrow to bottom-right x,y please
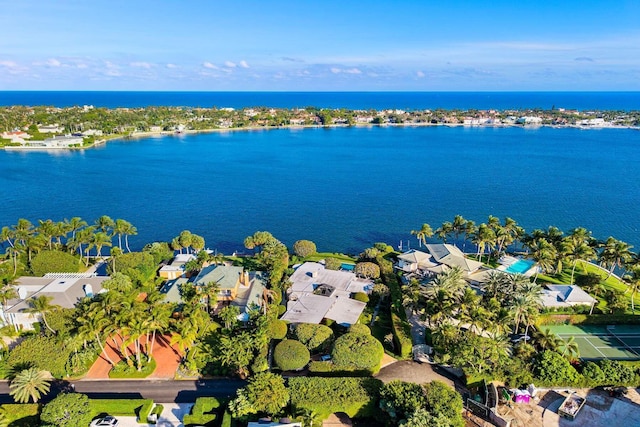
1,0 -> 639,91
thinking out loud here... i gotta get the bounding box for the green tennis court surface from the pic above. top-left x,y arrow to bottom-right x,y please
544,324 -> 640,360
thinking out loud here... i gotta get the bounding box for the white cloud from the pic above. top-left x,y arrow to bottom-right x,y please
166,63 -> 178,69
46,58 -> 61,67
416,70 -> 425,77
130,61 -> 153,69
239,60 -> 250,68
76,63 -> 88,69
224,61 -> 237,68
0,60 -> 18,68
203,61 -> 218,69
330,67 -> 362,74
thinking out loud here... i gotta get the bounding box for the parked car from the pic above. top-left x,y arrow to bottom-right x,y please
90,416 -> 119,427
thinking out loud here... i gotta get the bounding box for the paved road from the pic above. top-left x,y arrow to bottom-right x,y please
0,379 -> 246,404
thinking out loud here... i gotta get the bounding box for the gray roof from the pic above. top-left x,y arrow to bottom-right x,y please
288,262 -> 373,297
281,294 -> 334,324
424,244 -> 483,272
546,285 -> 596,304
325,296 -> 367,325
160,277 -> 189,304
5,276 -> 109,313
194,264 -> 243,290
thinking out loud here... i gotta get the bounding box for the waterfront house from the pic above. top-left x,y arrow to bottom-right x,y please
24,135 -> 84,148
1,275 -> 109,330
281,262 -> 372,326
193,264 -> 248,302
540,285 -> 596,310
158,253 -> 195,280
424,244 -> 484,273
1,130 -> 31,143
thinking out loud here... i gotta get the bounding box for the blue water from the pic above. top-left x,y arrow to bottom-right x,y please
341,263 -> 356,271
505,260 -> 535,274
2,126 -> 640,255
1,91 -> 640,111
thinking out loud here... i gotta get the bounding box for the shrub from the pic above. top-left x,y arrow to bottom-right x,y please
221,410 -> 232,427
41,393 -> 92,427
349,324 -> 371,335
355,262 -> 380,279
294,323 -> 334,353
325,258 -> 342,270
293,240 -> 317,258
532,351 -> 582,386
352,292 -> 370,303
8,335 -> 70,378
288,377 -> 382,418
582,361 -> 605,386
31,250 -> 81,276
331,332 -> 384,373
0,403 -> 39,426
308,361 -> 334,373
277,305 -> 287,316
108,355 -> 156,378
423,381 -> 464,427
274,339 -> 310,371
599,359 -> 636,385
183,397 -> 220,426
267,318 -> 288,340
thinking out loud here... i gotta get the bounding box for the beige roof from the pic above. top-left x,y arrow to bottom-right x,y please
6,276 -> 109,313
424,244 -> 483,272
288,262 -> 373,297
397,249 -> 431,263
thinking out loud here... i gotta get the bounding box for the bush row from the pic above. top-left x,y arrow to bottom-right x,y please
538,313 -> 640,326
183,397 -> 221,426
376,255 -> 413,358
288,377 -> 382,418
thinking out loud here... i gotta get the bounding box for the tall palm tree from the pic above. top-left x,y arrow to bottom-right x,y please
562,238 -> 596,285
462,220 -> 477,253
94,215 -> 115,236
599,237 -> 633,279
92,231 -> 112,260
534,328 -> 562,352
623,267 -> 640,313
473,223 -> 496,261
77,309 -> 117,366
9,368 -> 52,403
26,295 -> 58,334
436,221 -> 453,243
410,223 -> 433,248
527,237 -> 557,280
559,336 -> 580,361
65,216 -> 87,240
451,215 -> 467,248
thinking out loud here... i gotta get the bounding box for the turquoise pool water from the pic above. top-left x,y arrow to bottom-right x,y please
341,263 -> 355,271
506,259 -> 535,274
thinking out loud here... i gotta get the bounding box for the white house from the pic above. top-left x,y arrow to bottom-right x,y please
540,285 -> 596,309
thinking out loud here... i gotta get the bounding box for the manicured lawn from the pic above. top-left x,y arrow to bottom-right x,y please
304,252 -> 356,263
89,398 -> 152,417
0,403 -> 39,427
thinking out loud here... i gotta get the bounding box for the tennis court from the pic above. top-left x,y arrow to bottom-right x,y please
544,324 -> 640,360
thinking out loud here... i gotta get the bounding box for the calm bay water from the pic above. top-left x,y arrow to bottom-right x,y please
1,126 -> 639,254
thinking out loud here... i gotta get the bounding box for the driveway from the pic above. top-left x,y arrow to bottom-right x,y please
94,403 -> 193,427
86,334 -> 183,379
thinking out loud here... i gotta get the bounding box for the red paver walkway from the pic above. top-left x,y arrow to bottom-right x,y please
85,334 -> 183,379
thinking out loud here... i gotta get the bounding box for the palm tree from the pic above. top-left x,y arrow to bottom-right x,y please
9,368 -> 52,403
26,295 -> 58,334
95,215 -> 115,236
462,220 -> 477,253
451,215 -> 467,248
534,328 -> 562,351
65,216 -> 87,240
199,281 -> 220,314
219,305 -> 241,330
113,219 -> 128,250
599,237 -> 633,279
473,223 -> 496,261
562,237 -> 596,285
436,221 -> 453,243
527,237 -> 557,280
558,336 -> 580,361
623,267 -> 640,313
410,223 -> 433,248
92,231 -> 112,260
77,310 -> 117,366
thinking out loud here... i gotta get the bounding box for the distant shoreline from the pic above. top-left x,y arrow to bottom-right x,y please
5,121 -> 640,151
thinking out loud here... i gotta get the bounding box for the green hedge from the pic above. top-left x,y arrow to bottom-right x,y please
183,397 -> 220,426
89,399 -> 152,417
221,410 -> 232,427
274,339 -> 310,371
538,313 -> 640,326
377,256 -> 413,358
138,400 -> 154,423
331,332 -> 384,374
108,357 -> 156,378
288,377 -> 382,418
31,250 -> 81,276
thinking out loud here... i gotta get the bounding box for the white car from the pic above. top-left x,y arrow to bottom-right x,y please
90,416 -> 119,427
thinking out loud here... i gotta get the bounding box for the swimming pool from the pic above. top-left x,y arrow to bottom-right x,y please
341,263 -> 355,271
505,259 -> 535,274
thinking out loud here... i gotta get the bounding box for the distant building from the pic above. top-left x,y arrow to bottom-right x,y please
25,135 -> 84,148
37,124 -> 64,133
158,253 -> 196,280
515,116 -> 543,125
540,285 -> 596,309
